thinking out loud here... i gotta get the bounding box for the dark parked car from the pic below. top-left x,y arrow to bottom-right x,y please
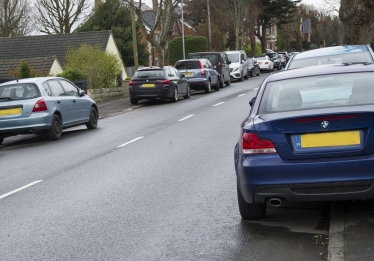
247,58 -> 260,77
262,52 -> 281,70
174,59 -> 219,92
187,52 -> 231,88
285,45 -> 374,70
129,66 -> 190,104
0,77 -> 98,144
234,63 -> 374,219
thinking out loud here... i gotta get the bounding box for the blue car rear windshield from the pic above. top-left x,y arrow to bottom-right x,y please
175,61 -> 201,69
259,72 -> 374,114
0,83 -> 38,101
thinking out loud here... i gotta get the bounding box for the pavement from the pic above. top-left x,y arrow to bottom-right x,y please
97,97 -> 140,119
96,98 -> 372,261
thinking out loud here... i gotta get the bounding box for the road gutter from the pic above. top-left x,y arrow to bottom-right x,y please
328,202 -> 345,261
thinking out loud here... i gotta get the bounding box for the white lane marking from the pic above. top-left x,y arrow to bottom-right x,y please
117,136 -> 144,148
254,87 -> 259,90
237,94 -> 245,97
213,102 -> 225,107
0,180 -> 43,200
178,114 -> 194,122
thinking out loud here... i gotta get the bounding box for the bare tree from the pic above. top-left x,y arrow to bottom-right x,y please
125,0 -> 182,67
0,0 -> 34,36
34,0 -> 90,34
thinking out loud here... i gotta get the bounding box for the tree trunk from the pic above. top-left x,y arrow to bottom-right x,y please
339,0 -> 374,44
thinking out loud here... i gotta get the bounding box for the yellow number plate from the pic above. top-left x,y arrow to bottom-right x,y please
300,131 -> 360,148
142,84 -> 155,88
0,108 -> 22,116
184,72 -> 193,76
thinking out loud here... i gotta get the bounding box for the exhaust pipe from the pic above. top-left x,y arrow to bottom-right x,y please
268,198 -> 282,207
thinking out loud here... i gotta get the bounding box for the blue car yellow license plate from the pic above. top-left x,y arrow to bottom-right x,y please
184,72 -> 193,76
295,131 -> 360,148
0,107 -> 22,117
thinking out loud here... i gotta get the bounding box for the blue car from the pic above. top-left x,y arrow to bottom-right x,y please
234,63 -> 374,219
285,45 -> 374,70
0,77 -> 98,144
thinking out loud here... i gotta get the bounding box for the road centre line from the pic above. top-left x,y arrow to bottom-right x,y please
254,87 -> 259,90
178,114 -> 194,122
237,94 -> 245,97
117,136 -> 144,148
0,180 -> 43,200
213,102 -> 225,107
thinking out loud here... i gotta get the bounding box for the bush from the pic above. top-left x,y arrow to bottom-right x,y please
64,44 -> 122,89
244,42 -> 262,57
57,68 -> 87,81
169,36 -> 208,65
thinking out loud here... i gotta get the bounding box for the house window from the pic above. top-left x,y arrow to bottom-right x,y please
266,28 -> 270,35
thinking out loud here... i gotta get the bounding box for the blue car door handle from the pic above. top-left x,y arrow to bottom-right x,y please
57,101 -> 61,104
73,100 -> 76,103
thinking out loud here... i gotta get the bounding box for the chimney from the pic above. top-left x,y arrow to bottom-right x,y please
95,0 -> 101,9
153,0 -> 158,10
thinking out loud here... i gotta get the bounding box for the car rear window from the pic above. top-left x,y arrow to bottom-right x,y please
289,52 -> 373,69
189,54 -> 217,65
0,83 -> 39,101
175,61 -> 201,69
133,69 -> 164,78
259,72 -> 374,114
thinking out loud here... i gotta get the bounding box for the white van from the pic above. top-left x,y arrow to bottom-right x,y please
225,50 -> 249,82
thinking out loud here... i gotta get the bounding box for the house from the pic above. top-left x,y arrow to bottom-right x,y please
0,30 -> 127,79
138,2 -> 196,66
0,56 -> 63,78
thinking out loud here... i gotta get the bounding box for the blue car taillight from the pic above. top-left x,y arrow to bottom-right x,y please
242,133 -> 277,154
32,99 -> 47,112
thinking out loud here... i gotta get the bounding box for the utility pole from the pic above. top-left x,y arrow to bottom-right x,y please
131,0 -> 139,70
207,0 -> 212,51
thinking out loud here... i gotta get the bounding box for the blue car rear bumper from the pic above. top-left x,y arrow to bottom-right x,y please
235,152 -> 374,204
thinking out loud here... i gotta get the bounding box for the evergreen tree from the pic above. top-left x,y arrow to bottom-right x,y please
76,0 -> 149,66
19,61 -> 31,79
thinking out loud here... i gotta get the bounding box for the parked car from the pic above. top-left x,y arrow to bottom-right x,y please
278,53 -> 286,67
174,59 -> 219,92
285,45 -> 374,70
262,52 -> 281,70
187,52 -> 231,88
226,50 -> 249,81
0,77 -> 98,144
234,62 -> 374,219
256,55 -> 274,72
0,77 -> 16,84
247,58 -> 260,77
129,66 -> 190,104
277,51 -> 290,62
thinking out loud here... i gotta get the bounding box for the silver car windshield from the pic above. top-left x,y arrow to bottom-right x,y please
0,83 -> 38,101
259,72 -> 374,114
227,54 -> 240,63
289,53 -> 372,69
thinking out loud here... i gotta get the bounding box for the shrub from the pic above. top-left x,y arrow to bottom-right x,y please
64,44 -> 122,89
244,42 -> 262,57
169,36 -> 208,65
57,68 -> 87,81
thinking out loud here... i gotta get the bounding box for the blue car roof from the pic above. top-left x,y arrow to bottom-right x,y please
293,45 -> 369,60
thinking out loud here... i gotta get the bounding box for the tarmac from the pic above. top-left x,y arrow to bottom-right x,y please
96,97 -> 373,261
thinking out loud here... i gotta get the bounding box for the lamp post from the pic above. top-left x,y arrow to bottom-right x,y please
181,0 -> 185,59
131,0 -> 139,70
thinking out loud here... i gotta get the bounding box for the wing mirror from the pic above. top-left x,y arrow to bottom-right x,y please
249,97 -> 256,107
228,60 -> 231,64
180,73 -> 185,78
79,89 -> 85,97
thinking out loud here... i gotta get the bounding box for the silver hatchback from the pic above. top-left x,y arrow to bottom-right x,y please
0,77 -> 98,144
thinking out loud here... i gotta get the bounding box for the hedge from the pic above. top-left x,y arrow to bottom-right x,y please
168,36 -> 208,65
